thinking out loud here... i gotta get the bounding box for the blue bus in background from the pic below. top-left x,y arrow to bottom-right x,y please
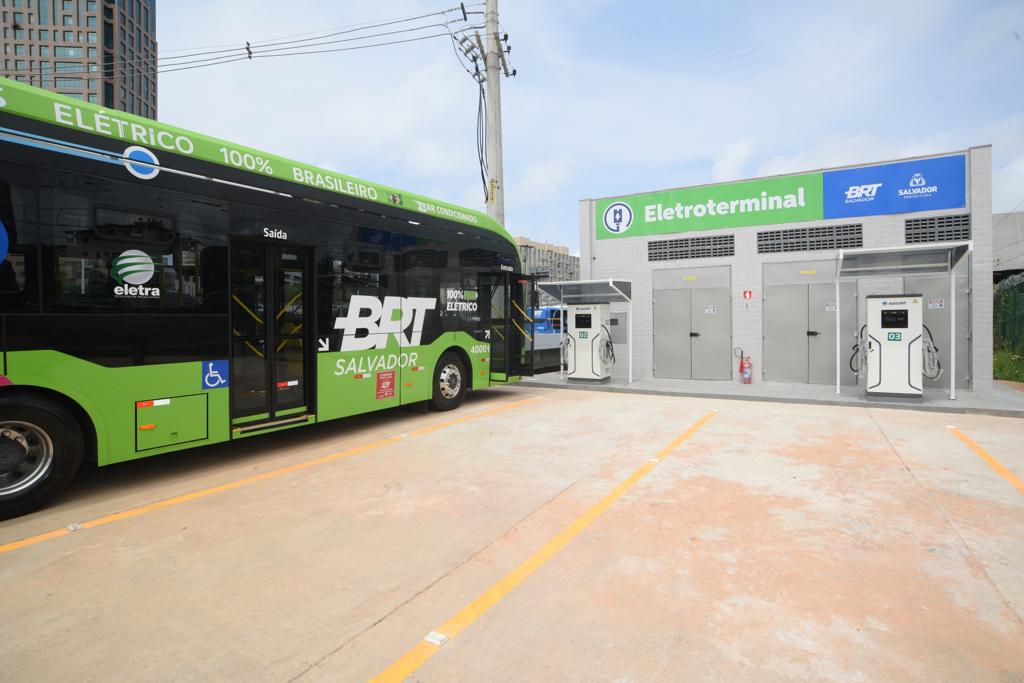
528,305 -> 566,335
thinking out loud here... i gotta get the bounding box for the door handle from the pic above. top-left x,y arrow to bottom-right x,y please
689,332 -> 700,338
806,330 -> 820,336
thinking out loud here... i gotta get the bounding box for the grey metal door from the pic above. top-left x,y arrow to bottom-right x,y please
764,284 -> 808,382
905,276 -> 970,389
690,287 -> 731,380
653,289 -> 691,379
808,282 -> 857,385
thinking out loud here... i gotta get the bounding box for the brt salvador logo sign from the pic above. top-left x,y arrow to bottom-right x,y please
333,295 -> 437,351
822,155 -> 965,219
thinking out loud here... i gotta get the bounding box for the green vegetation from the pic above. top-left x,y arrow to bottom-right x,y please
994,349 -> 1024,382
994,276 -> 1024,382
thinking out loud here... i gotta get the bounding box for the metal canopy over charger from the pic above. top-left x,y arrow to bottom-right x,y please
537,279 -> 634,383
835,241 -> 972,399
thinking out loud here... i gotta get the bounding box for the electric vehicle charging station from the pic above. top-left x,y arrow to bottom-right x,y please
537,279 -> 633,385
835,241 -> 971,401
565,303 -> 613,382
865,295 -> 924,398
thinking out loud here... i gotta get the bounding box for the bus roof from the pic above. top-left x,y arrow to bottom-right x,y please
0,77 -> 515,247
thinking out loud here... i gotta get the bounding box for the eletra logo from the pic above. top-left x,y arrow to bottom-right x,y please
112,250 -> 155,285
112,249 -> 160,298
602,202 -> 633,234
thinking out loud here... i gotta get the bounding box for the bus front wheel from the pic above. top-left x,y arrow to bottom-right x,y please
430,352 -> 468,411
0,395 -> 84,520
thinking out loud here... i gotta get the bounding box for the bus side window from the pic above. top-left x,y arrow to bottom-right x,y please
440,269 -> 482,333
314,224 -> 395,337
36,169 -> 227,312
0,178 -> 40,312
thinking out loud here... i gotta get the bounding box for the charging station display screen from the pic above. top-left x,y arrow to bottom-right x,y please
574,314 -> 592,329
881,309 -> 908,328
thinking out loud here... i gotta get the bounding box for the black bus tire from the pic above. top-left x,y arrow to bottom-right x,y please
430,352 -> 468,411
0,395 -> 84,520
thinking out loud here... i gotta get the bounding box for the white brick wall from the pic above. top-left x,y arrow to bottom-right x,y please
580,147 -> 993,391
970,146 -> 994,391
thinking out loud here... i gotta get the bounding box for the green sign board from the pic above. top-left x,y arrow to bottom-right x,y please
0,77 -> 513,245
595,172 -> 824,239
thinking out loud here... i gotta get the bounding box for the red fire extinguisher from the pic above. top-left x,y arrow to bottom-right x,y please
734,347 -> 752,384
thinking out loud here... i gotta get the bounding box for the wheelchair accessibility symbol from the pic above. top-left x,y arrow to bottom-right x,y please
202,360 -> 229,389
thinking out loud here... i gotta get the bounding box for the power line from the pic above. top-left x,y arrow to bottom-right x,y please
4,30 -> 474,85
159,32 -> 472,74
3,23 -> 482,80
245,8 -> 474,52
158,4 -> 483,54
0,4 -> 480,80
250,31 -> 472,60
252,22 -> 462,56
2,21 -> 472,79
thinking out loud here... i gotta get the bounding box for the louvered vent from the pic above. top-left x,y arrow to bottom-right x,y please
905,214 -> 970,243
757,224 -> 863,254
648,234 -> 735,261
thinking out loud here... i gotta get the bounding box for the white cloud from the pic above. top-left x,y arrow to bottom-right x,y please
712,142 -> 753,182
513,155 -> 572,205
154,0 -> 1024,251
986,113 -> 1024,213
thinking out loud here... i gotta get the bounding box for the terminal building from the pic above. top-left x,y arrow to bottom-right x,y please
579,147 -> 993,392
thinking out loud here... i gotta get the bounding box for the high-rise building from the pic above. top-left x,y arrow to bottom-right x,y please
515,236 -> 580,304
1,0 -> 157,118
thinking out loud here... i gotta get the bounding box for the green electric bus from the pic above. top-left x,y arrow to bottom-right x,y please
0,78 -> 536,518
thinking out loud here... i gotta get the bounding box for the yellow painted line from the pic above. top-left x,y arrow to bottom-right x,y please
0,395 -> 543,556
948,426 -> 1024,495
370,411 -> 716,683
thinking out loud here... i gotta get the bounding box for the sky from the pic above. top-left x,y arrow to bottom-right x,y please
158,0 -> 1024,252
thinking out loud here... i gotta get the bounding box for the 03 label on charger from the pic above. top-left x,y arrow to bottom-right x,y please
887,332 -> 902,341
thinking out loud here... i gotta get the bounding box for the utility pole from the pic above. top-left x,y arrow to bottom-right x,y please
484,0 -> 505,226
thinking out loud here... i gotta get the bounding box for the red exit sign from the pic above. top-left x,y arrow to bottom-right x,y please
742,290 -> 753,300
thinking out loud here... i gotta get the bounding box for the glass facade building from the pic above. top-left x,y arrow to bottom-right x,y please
0,0 -> 157,118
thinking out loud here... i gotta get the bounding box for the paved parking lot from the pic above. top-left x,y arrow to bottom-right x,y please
2,386 -> 1023,682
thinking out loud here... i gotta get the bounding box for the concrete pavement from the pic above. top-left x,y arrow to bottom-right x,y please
1,386 -> 1022,681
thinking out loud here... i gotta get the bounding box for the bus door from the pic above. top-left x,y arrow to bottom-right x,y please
481,272 -> 536,380
229,241 -> 311,430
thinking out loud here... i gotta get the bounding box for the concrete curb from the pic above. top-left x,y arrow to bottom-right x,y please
523,379 -> 1024,419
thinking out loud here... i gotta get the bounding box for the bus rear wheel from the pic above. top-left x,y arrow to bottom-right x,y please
0,395 -> 84,520
430,352 -> 468,411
